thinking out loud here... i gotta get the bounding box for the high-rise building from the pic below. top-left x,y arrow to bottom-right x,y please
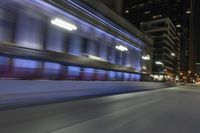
190,0 -> 200,74
99,0 -> 123,15
123,0 -> 190,74
141,18 -> 180,81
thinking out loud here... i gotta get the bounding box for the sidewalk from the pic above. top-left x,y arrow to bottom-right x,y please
0,80 -> 182,110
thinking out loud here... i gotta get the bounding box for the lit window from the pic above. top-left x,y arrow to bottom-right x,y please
124,10 -> 129,13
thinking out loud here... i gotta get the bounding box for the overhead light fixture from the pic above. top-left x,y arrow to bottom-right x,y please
155,61 -> 164,65
51,18 -> 77,31
176,24 -> 181,28
115,45 -> 128,52
142,55 -> 151,60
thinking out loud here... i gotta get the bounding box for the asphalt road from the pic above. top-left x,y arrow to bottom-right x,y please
1,85 -> 200,133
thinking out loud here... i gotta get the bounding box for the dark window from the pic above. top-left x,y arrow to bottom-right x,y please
64,34 -> 71,52
95,41 -> 100,56
122,52 -> 127,65
107,46 -> 112,62
115,51 -> 122,65
81,37 -> 89,53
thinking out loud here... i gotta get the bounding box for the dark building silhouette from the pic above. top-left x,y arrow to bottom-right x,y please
190,0 -> 200,74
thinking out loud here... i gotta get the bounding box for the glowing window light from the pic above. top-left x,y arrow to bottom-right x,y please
176,24 -> 181,28
108,71 -> 116,80
153,14 -> 162,19
171,52 -> 175,57
51,18 -> 77,31
68,66 -> 81,76
186,10 -> 190,14
124,10 -> 129,13
135,74 -> 141,81
142,55 -> 150,60
13,58 -> 40,68
123,73 -> 130,80
155,61 -> 164,65
115,45 -> 128,52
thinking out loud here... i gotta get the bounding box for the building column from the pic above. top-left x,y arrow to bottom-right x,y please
126,51 -> 132,67
109,40 -> 116,64
68,35 -> 82,56
131,49 -> 142,71
99,40 -> 107,60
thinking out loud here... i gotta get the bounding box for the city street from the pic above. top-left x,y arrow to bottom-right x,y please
1,85 -> 200,133
0,0 -> 199,133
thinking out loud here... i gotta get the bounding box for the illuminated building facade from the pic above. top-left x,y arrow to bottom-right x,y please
141,18 -> 180,81
0,0 -> 153,81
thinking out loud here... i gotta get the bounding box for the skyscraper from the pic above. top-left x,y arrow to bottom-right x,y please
190,0 -> 200,74
123,0 -> 190,74
141,18 -> 180,81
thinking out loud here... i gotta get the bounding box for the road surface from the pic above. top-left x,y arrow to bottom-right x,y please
1,85 -> 200,133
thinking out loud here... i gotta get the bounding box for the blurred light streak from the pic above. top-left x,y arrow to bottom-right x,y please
67,0 -> 145,47
115,45 -> 128,52
51,17 -> 77,31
